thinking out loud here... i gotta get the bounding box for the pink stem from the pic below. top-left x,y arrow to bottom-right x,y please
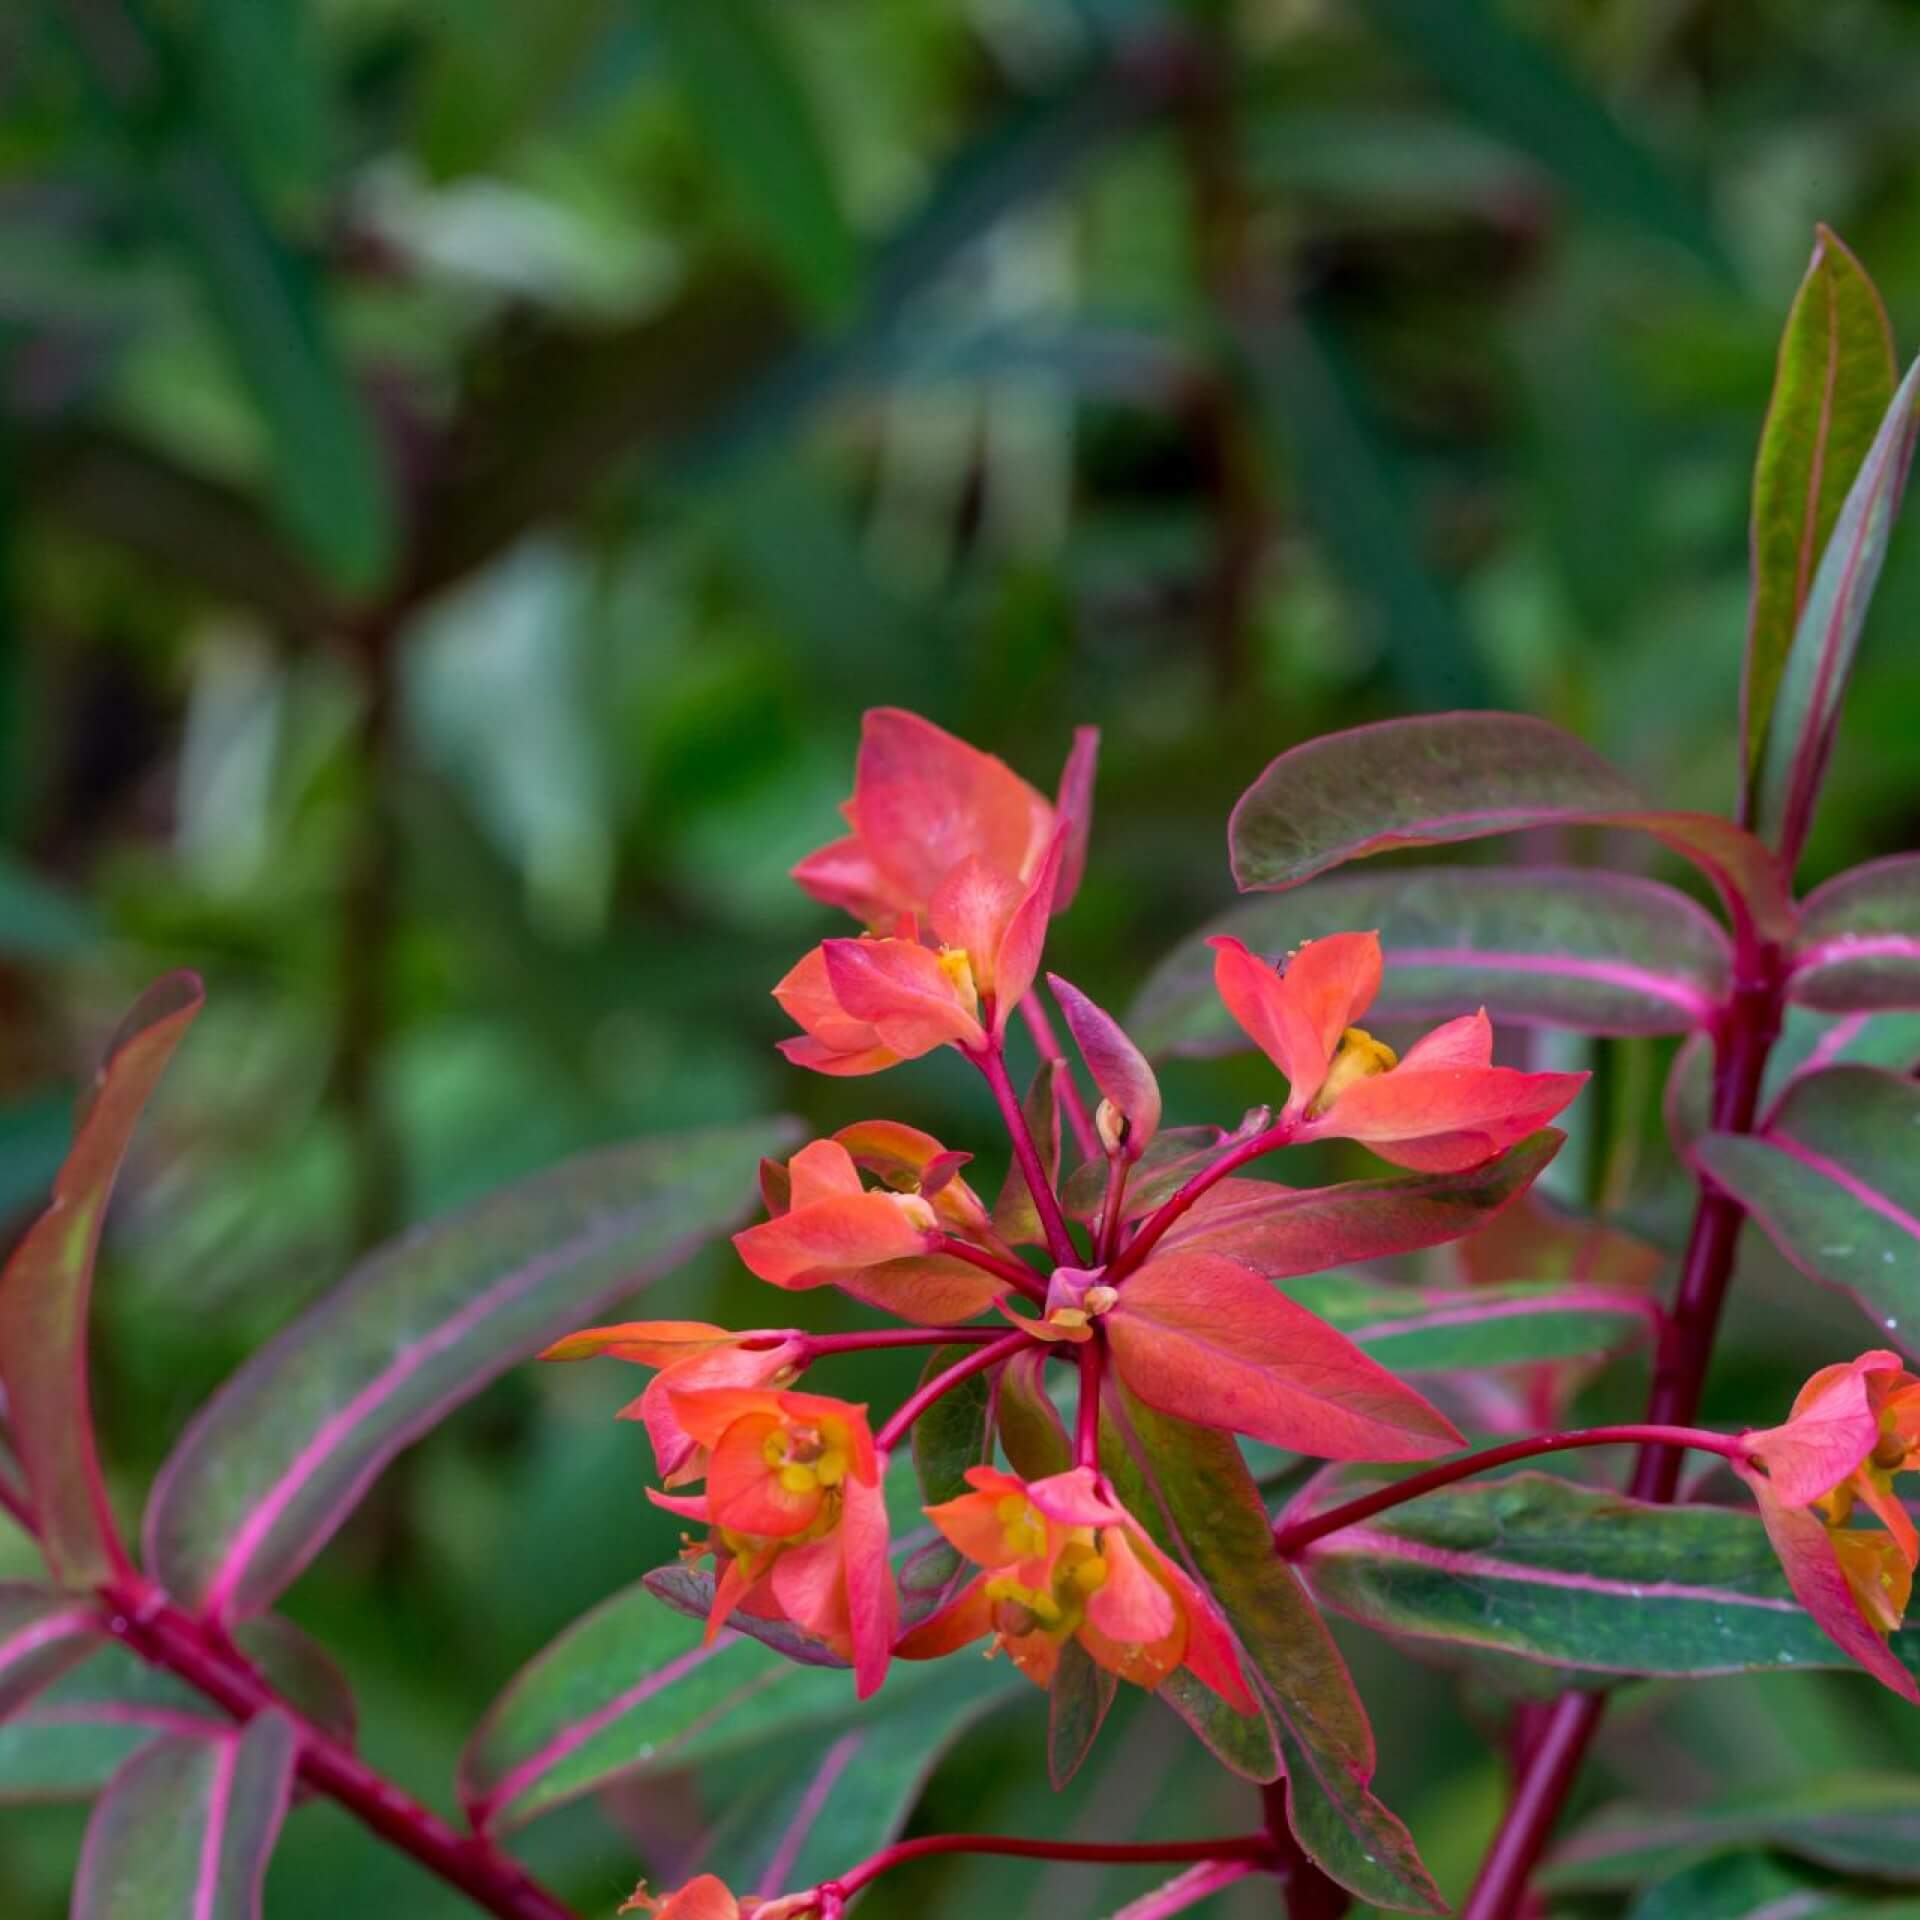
828,1831 -> 1276,1900
1075,1338 -> 1104,1470
969,1042 -> 1080,1268
775,1326 -> 1014,1360
102,1584 -> 573,1920
1108,1118 -> 1294,1280
926,1232 -> 1049,1302
1095,1150 -> 1130,1265
874,1332 -> 1032,1452
1110,1857 -> 1263,1920
1019,993 -> 1100,1162
1272,1425 -> 1748,1558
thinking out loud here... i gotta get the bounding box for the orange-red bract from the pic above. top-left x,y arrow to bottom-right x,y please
1208,931 -> 1586,1171
649,1386 -> 897,1698
897,1465 -> 1252,1711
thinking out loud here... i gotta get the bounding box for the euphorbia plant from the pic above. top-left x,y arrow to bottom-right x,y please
4,225 -> 1920,1920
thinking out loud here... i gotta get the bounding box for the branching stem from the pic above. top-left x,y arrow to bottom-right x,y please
874,1331 -> 1032,1453
926,1232 -> 1049,1303
970,1042 -> 1080,1268
1018,992 -> 1100,1163
1109,1117 -> 1293,1280
827,1831 -> 1276,1900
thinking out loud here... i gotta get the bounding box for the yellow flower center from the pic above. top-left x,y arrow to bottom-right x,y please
995,1493 -> 1048,1561
937,946 -> 980,1010
1309,1026 -> 1398,1117
761,1419 -> 851,1495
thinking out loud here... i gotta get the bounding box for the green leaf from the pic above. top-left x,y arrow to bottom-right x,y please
0,1583 -> 100,1720
1228,712 -> 1791,939
71,1709 -> 297,1920
1130,866 -> 1729,1057
1696,1066 -> 1920,1360
654,0 -> 859,321
194,0 -> 332,211
0,854 -> 98,959
1743,228 -> 1897,801
690,1661 -> 1011,1895
1792,854 -> 1920,1011
1359,0 -> 1724,267
143,1118 -> 795,1620
1046,1636 -> 1116,1791
905,1343 -> 996,1622
1101,1381 -> 1446,1913
0,972 -> 203,1586
1550,1775 -> 1920,1890
1293,1471 -> 1917,1680
996,1346 -> 1072,1482
1287,1273 -> 1653,1374
1624,1853 -> 1842,1920
1752,355 -> 1920,863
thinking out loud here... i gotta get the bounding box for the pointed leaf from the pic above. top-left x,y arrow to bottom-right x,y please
72,1710 -> 297,1920
0,1583 -> 100,1720
1286,1274 -> 1654,1373
1753,356 -> 1920,862
1620,1852 -> 1839,1920
1157,1132 -> 1563,1276
1229,712 -> 1791,939
1695,1066 -> 1920,1360
145,1119 -> 795,1620
0,972 -> 203,1586
1047,974 -> 1161,1150
1744,228 -> 1898,799
1100,1381 -> 1444,1912
1131,867 -> 1729,1058
1292,1471 -> 1920,1681
1549,1775 -> 1920,1890
1792,854 -> 1920,1011
1108,1252 -> 1463,1460
996,1346 -> 1072,1481
905,1343 -> 997,1621
1047,1636 -> 1116,1790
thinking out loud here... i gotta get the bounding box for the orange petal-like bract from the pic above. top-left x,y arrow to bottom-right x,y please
1209,930 -> 1586,1171
898,1465 -> 1253,1712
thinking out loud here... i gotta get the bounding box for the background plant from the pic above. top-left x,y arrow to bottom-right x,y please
9,2 -> 1920,1917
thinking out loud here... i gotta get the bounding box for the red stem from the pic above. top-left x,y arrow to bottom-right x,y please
1109,1118 -> 1292,1281
1075,1338 -> 1104,1470
875,1331 -> 1032,1453
926,1232 -> 1049,1303
102,1584 -> 574,1920
1460,951 -> 1783,1920
970,1042 -> 1080,1268
1095,1149 -> 1130,1265
1019,993 -> 1101,1163
1261,1782 -> 1350,1919
773,1325 -> 1014,1359
1271,1426 -> 1747,1559
829,1831 -> 1276,1899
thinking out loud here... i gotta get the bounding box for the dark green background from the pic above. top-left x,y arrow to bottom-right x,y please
4,0 -> 1920,1913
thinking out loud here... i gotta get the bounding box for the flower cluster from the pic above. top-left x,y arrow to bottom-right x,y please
1737,1350 -> 1920,1701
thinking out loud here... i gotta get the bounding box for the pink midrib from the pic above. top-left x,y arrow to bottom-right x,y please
0,1606 -> 97,1679
196,1208 -> 676,1619
1342,1287 -> 1654,1348
1790,929 -> 1920,976
756,1730 -> 862,1896
1764,1129 -> 1920,1245
1385,945 -> 1719,1023
191,1733 -> 239,1920
1309,1523 -> 1803,1657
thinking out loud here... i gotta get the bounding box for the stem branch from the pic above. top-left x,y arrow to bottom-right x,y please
1018,993 -> 1100,1164
1110,1118 -> 1292,1280
1272,1426 -> 1747,1559
926,1232 -> 1048,1303
829,1832 -> 1276,1900
971,1043 -> 1080,1268
875,1331 -> 1031,1453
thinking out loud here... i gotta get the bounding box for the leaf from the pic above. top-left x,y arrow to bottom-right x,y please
689,1661 -> 1011,1896
1227,712 -> 1792,940
1047,1636 -> 1116,1790
1061,1124 -> 1233,1224
0,1617 -> 350,1804
1129,866 -> 1730,1058
654,0 -> 859,321
0,853 -> 98,959
1694,1066 -> 1920,1360
0,971 -> 204,1585
1047,973 -> 1160,1149
996,1346 -> 1072,1481
1155,1132 -> 1563,1277
1107,1250 -> 1464,1459
1286,1274 -> 1654,1374
1743,228 -> 1898,801
1623,1852 -> 1841,1920
1753,356 -> 1920,862
0,1583 -> 100,1720
1549,1775 -> 1920,1889
905,1343 -> 996,1621
1359,0 -> 1724,266
71,1710 -> 297,1920
1791,854 -> 1920,1011
1293,1471 -> 1917,1680
144,1118 -> 794,1621
1100,1381 -> 1445,1913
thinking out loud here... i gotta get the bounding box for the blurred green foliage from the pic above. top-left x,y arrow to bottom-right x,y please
6,0 -> 1920,1914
